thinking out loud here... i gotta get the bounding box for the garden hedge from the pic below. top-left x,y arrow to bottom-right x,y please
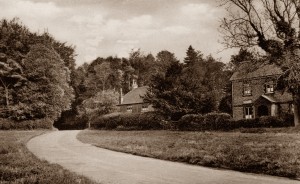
90,112 -> 164,130
90,112 -> 294,131
0,118 -> 53,130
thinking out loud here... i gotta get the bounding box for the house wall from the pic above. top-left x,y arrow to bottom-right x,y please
119,103 -> 154,113
232,76 -> 292,120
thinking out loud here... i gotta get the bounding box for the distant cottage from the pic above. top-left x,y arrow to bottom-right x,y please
117,79 -> 153,113
230,62 -> 293,120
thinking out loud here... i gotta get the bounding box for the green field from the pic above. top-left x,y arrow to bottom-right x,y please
78,129 -> 300,179
0,131 -> 97,184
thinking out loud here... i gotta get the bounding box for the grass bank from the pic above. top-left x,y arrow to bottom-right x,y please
0,131 -> 97,184
78,129 -> 300,179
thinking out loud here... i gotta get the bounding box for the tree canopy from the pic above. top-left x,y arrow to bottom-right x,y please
0,18 -> 75,122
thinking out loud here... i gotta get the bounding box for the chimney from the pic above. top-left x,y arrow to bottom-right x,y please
119,88 -> 123,104
132,78 -> 138,89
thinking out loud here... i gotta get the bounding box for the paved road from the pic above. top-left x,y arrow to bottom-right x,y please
27,131 -> 299,184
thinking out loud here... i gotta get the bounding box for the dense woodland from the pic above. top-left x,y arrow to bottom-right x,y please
0,18 -> 237,128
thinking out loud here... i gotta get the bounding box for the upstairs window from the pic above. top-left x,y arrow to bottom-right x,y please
244,106 -> 253,119
243,83 -> 252,96
265,83 -> 274,94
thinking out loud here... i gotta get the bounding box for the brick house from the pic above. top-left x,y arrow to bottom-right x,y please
117,79 -> 154,113
230,62 -> 293,120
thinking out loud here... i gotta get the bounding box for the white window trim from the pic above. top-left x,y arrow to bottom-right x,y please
265,84 -> 274,94
244,106 -> 254,119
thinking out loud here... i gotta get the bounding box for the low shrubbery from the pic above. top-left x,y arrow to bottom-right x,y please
0,118 -> 53,130
90,112 -> 164,130
90,111 -> 294,131
177,113 -> 232,131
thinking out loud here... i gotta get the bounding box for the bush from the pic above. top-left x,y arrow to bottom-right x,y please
232,118 -> 259,128
178,113 -> 231,131
0,118 -> 53,130
90,112 -> 164,130
203,112 -> 231,130
177,114 -> 203,130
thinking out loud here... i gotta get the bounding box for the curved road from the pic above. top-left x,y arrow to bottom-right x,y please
27,131 -> 299,184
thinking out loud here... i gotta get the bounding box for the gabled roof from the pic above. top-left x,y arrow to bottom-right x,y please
230,62 -> 282,81
255,94 -> 293,104
120,86 -> 148,105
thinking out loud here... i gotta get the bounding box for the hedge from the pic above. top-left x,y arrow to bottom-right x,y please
90,112 -> 164,130
177,113 -> 231,131
177,113 -> 293,131
90,112 -> 294,131
0,118 -> 53,130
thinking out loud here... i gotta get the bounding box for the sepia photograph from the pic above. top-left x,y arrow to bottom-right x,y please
0,0 -> 299,183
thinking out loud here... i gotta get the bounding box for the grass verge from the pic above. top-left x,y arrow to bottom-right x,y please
0,131 -> 98,184
78,129 -> 300,179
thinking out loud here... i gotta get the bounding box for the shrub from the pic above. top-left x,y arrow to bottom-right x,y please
233,118 -> 259,128
203,112 -> 231,130
90,112 -> 164,130
280,112 -> 294,126
90,113 -> 120,130
177,113 -> 231,131
0,118 -> 53,130
177,114 -> 203,130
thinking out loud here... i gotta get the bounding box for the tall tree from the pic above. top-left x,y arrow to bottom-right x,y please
184,45 -> 202,66
220,0 -> 300,126
230,48 -> 256,66
17,44 -> 74,120
155,50 -> 178,74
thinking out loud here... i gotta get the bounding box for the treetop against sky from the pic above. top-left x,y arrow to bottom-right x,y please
0,0 -> 236,66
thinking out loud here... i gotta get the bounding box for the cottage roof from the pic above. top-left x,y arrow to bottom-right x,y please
120,86 -> 148,105
255,94 -> 293,104
230,62 -> 282,81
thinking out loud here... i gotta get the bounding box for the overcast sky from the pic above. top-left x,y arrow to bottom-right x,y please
0,0 -> 237,66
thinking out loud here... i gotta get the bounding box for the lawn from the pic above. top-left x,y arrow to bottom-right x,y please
0,131 -> 98,184
78,129 -> 300,179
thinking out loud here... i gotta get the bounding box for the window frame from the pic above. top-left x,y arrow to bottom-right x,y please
243,83 -> 252,96
244,105 -> 254,119
126,105 -> 133,112
265,83 -> 274,94
141,104 -> 149,112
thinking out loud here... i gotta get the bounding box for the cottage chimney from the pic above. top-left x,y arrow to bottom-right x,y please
132,78 -> 138,89
119,88 -> 123,104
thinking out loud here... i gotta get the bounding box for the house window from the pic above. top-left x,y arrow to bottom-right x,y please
141,104 -> 148,112
265,83 -> 274,94
244,106 -> 253,119
243,83 -> 252,96
126,105 -> 132,112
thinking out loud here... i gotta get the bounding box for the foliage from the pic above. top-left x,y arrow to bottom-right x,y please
90,112 -> 164,130
0,118 -> 53,130
144,46 -> 229,120
79,90 -> 119,119
178,113 -> 231,131
17,44 -> 74,121
230,48 -> 256,66
0,18 -> 75,125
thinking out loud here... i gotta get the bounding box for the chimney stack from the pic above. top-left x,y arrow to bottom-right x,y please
119,88 -> 123,104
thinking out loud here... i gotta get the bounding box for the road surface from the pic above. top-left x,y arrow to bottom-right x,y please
27,130 -> 299,184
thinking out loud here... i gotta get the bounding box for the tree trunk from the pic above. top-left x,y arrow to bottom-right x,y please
294,103 -> 300,127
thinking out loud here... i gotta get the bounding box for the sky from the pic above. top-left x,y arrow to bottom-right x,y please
0,0 -> 237,66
